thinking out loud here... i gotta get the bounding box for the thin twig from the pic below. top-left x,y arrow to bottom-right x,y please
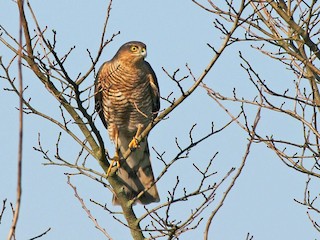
28,228 -> 51,240
0,199 -> 7,224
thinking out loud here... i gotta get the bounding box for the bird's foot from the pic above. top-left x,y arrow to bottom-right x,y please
106,154 -> 120,177
129,124 -> 143,149
129,137 -> 139,149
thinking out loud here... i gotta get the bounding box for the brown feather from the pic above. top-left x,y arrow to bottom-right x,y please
113,133 -> 159,205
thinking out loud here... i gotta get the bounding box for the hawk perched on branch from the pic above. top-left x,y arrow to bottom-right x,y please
95,41 -> 160,205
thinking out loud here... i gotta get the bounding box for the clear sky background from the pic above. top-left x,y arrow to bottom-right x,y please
0,1 -> 318,239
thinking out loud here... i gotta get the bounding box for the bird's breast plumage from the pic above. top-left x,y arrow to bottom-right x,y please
97,61 -> 154,137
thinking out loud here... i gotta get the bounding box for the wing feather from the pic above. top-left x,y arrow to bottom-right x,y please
145,61 -> 160,116
95,62 -> 109,129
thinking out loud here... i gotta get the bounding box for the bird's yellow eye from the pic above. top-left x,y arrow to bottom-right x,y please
131,46 -> 138,52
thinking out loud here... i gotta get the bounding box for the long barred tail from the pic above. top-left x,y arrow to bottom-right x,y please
112,133 -> 160,205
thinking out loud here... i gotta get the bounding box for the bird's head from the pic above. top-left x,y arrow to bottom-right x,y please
114,41 -> 147,65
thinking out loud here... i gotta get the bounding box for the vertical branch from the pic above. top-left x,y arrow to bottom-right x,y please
106,177 -> 145,240
7,0 -> 24,239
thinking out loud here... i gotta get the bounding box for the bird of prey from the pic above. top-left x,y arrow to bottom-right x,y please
95,41 -> 160,205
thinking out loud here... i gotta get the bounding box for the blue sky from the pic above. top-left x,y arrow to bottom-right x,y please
0,1 -> 318,239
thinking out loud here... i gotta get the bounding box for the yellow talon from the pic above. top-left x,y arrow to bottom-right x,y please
129,137 -> 139,149
129,124 -> 143,149
106,153 -> 120,177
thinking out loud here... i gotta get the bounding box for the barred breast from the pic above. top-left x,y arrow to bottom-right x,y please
98,60 -> 154,138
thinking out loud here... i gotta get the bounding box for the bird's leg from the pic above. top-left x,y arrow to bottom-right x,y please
128,124 -> 143,149
106,127 -> 120,177
106,150 -> 120,177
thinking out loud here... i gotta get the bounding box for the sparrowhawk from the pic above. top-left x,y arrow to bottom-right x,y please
95,41 -> 160,205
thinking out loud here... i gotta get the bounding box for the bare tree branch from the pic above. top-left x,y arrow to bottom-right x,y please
67,176 -> 113,239
28,228 -> 51,240
0,199 -> 7,225
204,105 -> 262,240
7,0 -> 24,238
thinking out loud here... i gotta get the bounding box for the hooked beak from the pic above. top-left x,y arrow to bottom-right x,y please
141,47 -> 147,58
